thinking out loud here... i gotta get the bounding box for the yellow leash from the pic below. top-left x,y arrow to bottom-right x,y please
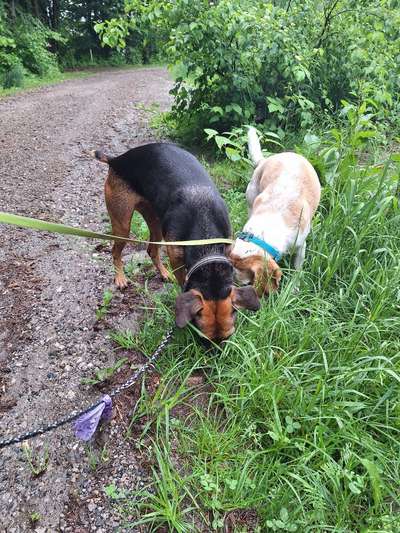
0,211 -> 234,246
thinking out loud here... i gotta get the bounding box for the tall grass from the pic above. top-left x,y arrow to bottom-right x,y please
109,112 -> 400,531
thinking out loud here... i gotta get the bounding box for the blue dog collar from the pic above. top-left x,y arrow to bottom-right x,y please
237,231 -> 281,262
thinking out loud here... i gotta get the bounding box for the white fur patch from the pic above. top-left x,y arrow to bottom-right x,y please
231,238 -> 261,258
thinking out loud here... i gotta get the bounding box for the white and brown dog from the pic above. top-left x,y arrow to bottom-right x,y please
230,127 -> 321,295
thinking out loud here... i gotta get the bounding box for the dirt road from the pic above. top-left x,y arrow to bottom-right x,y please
0,67 -> 172,532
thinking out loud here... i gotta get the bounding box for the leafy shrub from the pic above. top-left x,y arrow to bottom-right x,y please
0,3 -> 18,73
2,62 -> 24,88
94,1 -> 170,64
170,0 -> 399,135
98,0 -> 400,138
205,125 -> 284,163
0,35 -> 18,73
13,15 -> 62,76
207,100 -> 385,190
107,50 -> 126,66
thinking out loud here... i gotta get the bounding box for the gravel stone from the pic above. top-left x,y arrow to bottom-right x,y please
0,67 -> 172,532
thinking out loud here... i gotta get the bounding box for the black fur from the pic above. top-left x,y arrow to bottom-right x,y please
108,142 -> 233,299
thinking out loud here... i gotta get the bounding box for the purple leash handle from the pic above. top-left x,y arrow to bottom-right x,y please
74,395 -> 112,441
73,328 -> 173,442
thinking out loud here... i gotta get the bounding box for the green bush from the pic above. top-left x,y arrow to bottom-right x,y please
0,3 -> 17,73
0,37 -> 18,73
2,62 -> 24,88
107,50 -> 126,66
58,39 -> 142,70
99,0 -> 400,138
13,15 -> 62,76
169,0 -> 399,135
94,1 -> 169,65
0,5 -> 63,80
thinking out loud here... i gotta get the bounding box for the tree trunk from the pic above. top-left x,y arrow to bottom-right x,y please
10,0 -> 16,19
48,0 -> 60,28
52,0 -> 60,28
32,0 -> 40,19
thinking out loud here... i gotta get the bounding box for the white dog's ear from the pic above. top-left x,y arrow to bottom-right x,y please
253,257 -> 282,295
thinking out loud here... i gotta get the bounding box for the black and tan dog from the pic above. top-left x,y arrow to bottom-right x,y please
92,143 -> 260,341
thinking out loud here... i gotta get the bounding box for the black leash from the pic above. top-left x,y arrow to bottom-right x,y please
0,328 -> 174,450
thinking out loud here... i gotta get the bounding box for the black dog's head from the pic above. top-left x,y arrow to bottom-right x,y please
175,262 -> 260,341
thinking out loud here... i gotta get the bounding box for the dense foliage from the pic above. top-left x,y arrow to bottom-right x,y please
100,0 -> 400,137
0,0 -> 155,89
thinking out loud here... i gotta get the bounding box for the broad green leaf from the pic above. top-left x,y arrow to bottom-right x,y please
204,128 -> 218,139
303,133 -> 320,147
226,147 -> 241,161
361,459 -> 383,506
294,68 -> 305,82
356,130 -> 377,139
215,135 -> 230,149
211,106 -> 224,116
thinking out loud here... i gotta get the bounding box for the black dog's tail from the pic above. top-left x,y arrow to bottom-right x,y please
88,150 -> 112,164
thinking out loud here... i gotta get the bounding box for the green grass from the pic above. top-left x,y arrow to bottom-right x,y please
103,119 -> 400,531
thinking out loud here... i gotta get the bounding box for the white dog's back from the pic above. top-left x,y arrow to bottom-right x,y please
246,127 -> 320,218
255,152 -> 320,217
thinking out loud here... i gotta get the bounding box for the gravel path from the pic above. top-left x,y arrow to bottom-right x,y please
0,67 -> 172,532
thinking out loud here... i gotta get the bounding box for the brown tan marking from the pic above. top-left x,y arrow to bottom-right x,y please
175,290 -> 234,340
137,202 -> 170,281
105,168 -> 170,288
176,286 -> 259,341
230,254 -> 282,296
166,245 -> 186,287
198,297 -> 235,341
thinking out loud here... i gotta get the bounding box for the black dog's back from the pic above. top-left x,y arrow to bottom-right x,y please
109,143 -> 211,199
108,143 -> 231,242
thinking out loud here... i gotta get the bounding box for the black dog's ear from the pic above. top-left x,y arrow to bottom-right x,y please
175,290 -> 204,328
232,286 -> 260,311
